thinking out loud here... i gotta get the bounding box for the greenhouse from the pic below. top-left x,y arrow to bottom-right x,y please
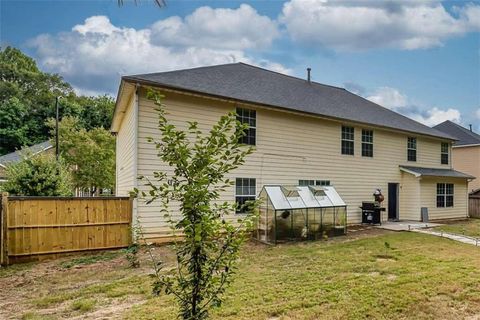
255,185 -> 347,244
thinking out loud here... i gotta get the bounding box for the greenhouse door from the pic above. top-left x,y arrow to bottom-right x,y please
388,183 -> 399,221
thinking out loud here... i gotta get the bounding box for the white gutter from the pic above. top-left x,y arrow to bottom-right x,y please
399,167 -> 422,178
452,144 -> 480,148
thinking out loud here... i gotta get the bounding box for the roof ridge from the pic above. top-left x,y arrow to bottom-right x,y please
236,62 -> 346,91
124,62 -> 240,79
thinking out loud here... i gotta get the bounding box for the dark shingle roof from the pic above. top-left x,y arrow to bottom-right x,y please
123,63 -> 454,140
400,165 -> 475,179
433,120 -> 480,146
0,141 -> 53,167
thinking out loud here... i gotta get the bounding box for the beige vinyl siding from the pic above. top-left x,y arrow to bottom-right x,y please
452,146 -> 480,192
116,93 -> 137,196
399,172 -> 421,221
420,177 -> 468,220
133,89 -> 460,239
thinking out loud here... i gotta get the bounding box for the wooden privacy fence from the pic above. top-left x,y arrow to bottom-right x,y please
1,193 -> 132,265
470,194 -> 480,219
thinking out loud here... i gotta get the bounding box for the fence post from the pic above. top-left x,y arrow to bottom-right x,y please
1,192 -> 9,266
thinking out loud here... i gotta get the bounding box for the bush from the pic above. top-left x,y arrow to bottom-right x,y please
1,153 -> 73,196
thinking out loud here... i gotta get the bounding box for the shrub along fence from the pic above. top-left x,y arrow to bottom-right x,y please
0,193 -> 132,265
470,194 -> 480,219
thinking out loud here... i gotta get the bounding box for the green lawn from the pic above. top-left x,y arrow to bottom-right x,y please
433,219 -> 480,238
2,230 -> 480,320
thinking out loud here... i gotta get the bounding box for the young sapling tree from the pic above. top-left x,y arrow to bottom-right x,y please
134,89 -> 258,320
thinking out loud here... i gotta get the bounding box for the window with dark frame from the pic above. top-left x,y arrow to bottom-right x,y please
441,142 -> 449,165
341,126 -> 354,155
236,108 -> 256,145
299,180 -> 331,186
362,129 -> 373,157
436,183 -> 454,208
407,137 -> 417,162
235,178 -> 256,214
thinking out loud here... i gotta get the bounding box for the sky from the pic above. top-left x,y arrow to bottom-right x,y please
1,0 -> 480,130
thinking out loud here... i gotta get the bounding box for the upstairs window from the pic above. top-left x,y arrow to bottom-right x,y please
299,180 -> 331,186
235,178 -> 256,214
407,137 -> 417,162
441,142 -> 449,165
437,183 -> 454,208
236,108 -> 256,145
341,126 -> 354,155
361,130 -> 373,157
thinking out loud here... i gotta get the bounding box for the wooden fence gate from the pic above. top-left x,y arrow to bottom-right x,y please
470,194 -> 480,219
1,193 -> 132,265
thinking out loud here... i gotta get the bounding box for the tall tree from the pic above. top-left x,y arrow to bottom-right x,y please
0,46 -> 76,154
48,116 -> 115,194
0,47 -> 115,155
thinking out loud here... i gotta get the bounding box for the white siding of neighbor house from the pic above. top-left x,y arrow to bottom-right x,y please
116,93 -> 137,197
131,89 -> 465,240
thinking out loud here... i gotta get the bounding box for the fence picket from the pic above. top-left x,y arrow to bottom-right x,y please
1,196 -> 132,264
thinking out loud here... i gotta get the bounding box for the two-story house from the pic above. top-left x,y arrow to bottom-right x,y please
111,63 -> 474,241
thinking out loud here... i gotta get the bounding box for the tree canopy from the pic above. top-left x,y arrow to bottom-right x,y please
0,46 -> 115,155
1,153 -> 73,196
48,116 -> 116,194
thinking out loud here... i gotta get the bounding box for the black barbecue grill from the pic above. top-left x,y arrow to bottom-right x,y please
360,202 -> 385,225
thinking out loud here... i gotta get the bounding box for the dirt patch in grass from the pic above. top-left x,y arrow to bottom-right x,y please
1,229 -> 480,319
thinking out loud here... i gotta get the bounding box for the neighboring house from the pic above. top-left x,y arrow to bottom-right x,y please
434,121 -> 480,193
0,141 -> 53,183
111,63 -> 473,241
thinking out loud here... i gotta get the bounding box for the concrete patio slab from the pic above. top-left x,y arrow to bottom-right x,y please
374,221 -> 443,231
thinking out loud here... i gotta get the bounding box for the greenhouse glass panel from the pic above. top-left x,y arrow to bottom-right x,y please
254,185 -> 347,244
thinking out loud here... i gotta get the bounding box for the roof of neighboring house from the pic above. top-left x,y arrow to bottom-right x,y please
399,165 -> 475,179
118,63 -> 454,140
433,121 -> 480,147
0,141 -> 53,168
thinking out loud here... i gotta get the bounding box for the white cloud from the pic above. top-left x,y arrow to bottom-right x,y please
476,108 -> 480,120
280,0 -> 480,51
28,12 -> 286,95
72,16 -> 120,35
364,84 -> 461,126
367,87 -> 407,109
151,4 -> 279,50
409,107 -> 461,126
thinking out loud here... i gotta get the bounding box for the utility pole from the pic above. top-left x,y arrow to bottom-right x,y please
55,96 -> 60,161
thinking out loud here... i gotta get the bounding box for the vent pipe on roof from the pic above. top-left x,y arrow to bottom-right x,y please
469,124 -> 473,132
307,67 -> 311,84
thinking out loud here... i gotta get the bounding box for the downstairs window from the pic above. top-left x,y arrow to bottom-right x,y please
437,183 -> 454,208
235,178 -> 256,213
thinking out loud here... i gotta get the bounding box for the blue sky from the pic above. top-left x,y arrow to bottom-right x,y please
1,0 -> 479,129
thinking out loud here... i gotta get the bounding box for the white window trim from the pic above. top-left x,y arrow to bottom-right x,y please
361,129 -> 374,157
407,137 -> 417,162
236,107 -> 257,146
437,183 -> 454,208
234,177 -> 257,215
341,126 -> 355,155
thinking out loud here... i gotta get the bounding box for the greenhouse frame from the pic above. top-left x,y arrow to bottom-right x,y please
255,185 -> 347,244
